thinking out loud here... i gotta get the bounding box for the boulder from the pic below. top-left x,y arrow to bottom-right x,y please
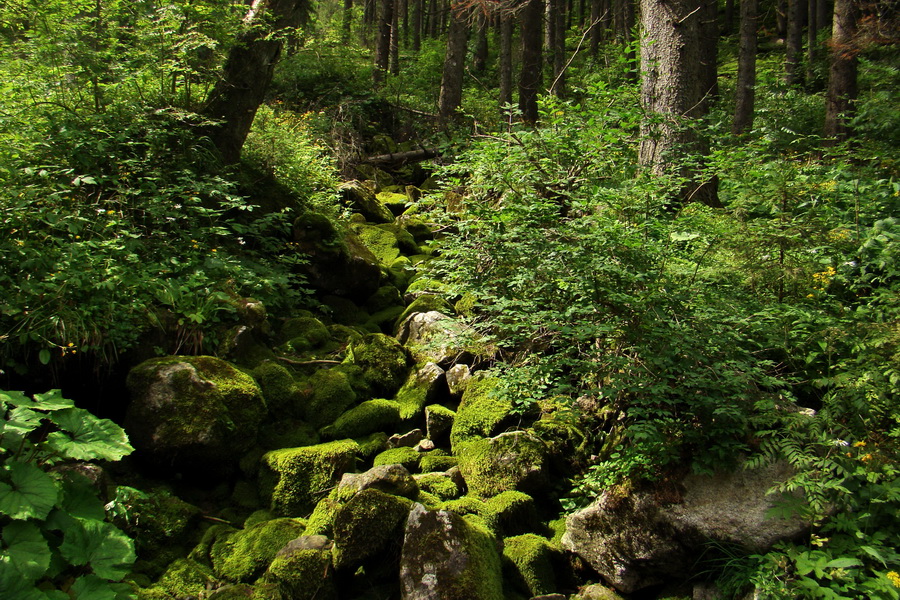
345,333 -> 411,397
399,503 -> 504,600
262,535 -> 336,600
374,446 -> 422,472
340,180 -> 394,223
260,440 -> 359,516
502,534 -> 557,598
457,432 -> 550,498
125,356 -> 266,475
304,367 -> 358,428
425,404 -> 455,446
336,464 -> 420,500
449,375 -> 513,450
332,488 -> 413,570
445,364 -> 471,397
210,517 -> 306,582
320,399 -> 401,440
388,428 -> 426,448
395,363 -> 446,419
561,461 -> 809,593
482,491 -> 541,538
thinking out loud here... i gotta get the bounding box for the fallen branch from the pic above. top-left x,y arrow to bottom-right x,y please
277,357 -> 342,366
359,147 -> 441,167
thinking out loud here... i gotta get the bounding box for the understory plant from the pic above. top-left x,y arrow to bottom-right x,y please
0,389 -> 136,599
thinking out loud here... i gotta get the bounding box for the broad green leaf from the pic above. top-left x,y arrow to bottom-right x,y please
860,545 -> 887,566
0,390 -> 30,410
38,350 -> 51,365
0,461 -> 59,520
0,557 -> 48,600
59,518 -> 136,580
1,407 -> 44,445
2,521 -> 51,580
45,408 -> 133,462
825,557 -> 863,569
70,574 -> 121,600
58,474 -> 105,521
30,390 -> 75,411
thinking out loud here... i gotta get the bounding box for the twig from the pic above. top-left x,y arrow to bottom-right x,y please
277,357 -> 342,366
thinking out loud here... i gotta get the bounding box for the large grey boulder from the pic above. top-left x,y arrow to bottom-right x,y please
125,356 -> 266,475
562,461 -> 808,593
399,503 -> 503,600
396,311 -> 475,366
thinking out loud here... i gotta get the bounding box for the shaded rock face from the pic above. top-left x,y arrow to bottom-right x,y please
399,503 -> 503,600
337,464 -> 420,500
125,356 -> 266,475
562,461 -> 808,593
396,311 -> 472,366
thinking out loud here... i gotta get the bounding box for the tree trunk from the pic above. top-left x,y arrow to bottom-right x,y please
698,0 -> 718,105
806,0 -> 818,84
823,0 -> 858,144
438,3 -> 469,123
390,0 -> 400,74
412,0 -> 422,49
499,13 -> 514,109
639,0 -> 719,206
733,0 -> 758,133
374,0 -> 394,86
776,0 -> 787,37
343,0 -> 353,42
473,13 -> 489,73
551,0 -> 567,95
724,0 -> 735,34
519,0 -> 544,123
784,0 -> 804,85
202,0 -> 307,165
590,0 -> 602,55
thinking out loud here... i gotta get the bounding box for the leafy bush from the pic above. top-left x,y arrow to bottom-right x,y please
0,389 -> 136,599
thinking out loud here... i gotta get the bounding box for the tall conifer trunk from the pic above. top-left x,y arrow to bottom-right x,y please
438,3 -> 469,123
519,0 -> 543,123
733,0 -> 758,133
824,0 -> 858,143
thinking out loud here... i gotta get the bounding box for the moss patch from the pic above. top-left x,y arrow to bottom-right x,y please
153,558 -> 215,598
419,451 -> 458,473
457,432 -> 549,498
502,534 -> 557,597
482,491 -> 540,538
373,446 -> 421,472
332,489 -> 413,570
449,375 -> 511,450
395,294 -> 455,328
344,333 -> 410,397
414,472 -> 462,501
260,440 -> 359,516
320,399 -> 401,440
210,517 -> 306,582
305,368 -> 358,428
263,544 -> 336,600
251,361 -> 305,417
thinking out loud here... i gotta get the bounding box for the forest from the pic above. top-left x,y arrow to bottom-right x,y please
0,0 -> 898,598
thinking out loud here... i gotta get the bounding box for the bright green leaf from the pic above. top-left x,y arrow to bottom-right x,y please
70,574 -> 121,600
825,557 -> 864,569
58,474 -> 105,521
30,390 -> 75,411
0,461 -> 59,520
0,558 -> 48,600
59,518 -> 136,580
2,521 -> 51,581
45,408 -> 133,462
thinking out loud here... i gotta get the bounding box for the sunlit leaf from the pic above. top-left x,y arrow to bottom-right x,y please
45,408 -> 133,462
59,518 -> 136,580
0,462 -> 59,520
2,521 -> 51,581
31,390 -> 76,411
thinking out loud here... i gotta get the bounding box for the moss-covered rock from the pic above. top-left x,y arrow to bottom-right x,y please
365,285 -> 404,313
365,305 -> 406,334
482,491 -> 540,538
210,517 -> 306,582
257,417 -> 319,450
425,404 -> 456,446
206,583 -> 282,600
303,497 -> 342,538
399,503 -> 504,600
152,558 -> 216,598
340,180 -> 395,223
395,294 -> 455,329
355,431 -> 389,460
279,316 -> 330,348
414,472 -> 462,501
125,356 -> 266,475
376,191 -> 410,216
344,333 -> 410,397
404,278 -> 450,301
354,222 -> 403,266
440,495 -> 485,517
251,360 -> 306,417
457,432 -> 549,498
449,375 -> 512,450
336,463 -> 420,501
260,440 -> 359,516
395,363 -> 446,420
305,368 -> 357,428
263,536 -> 337,600
320,399 -> 401,440
419,451 -> 458,473
502,534 -> 557,597
373,446 -> 421,472
332,488 -> 413,570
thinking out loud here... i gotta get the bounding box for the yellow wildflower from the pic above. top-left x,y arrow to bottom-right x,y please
887,571 -> 900,588
853,441 -> 866,447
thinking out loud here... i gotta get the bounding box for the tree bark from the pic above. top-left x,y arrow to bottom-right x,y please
784,0 -> 804,85
519,0 -> 544,123
390,0 -> 400,74
733,0 -> 758,133
374,0 -> 394,86
499,14 -> 514,108
698,0 -> 718,104
639,0 -> 719,206
343,0 -> 353,42
412,0 -> 422,49
823,0 -> 858,144
551,0 -> 568,95
202,0 -> 308,165
590,0 -> 602,55
473,13 -> 489,73
438,3 -> 469,123
806,0 -> 818,84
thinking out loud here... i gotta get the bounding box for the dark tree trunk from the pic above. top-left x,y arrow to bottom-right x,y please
519,0 -> 543,123
438,3 -> 469,123
733,0 -> 758,133
639,0 -> 719,207
202,0 -> 308,165
473,13 -> 489,73
400,0 -> 408,46
499,14 -> 514,109
412,0 -> 422,49
724,0 -> 735,34
823,0 -> 858,143
363,0 -> 376,46
550,0 -> 567,95
590,0 -> 602,55
343,0 -> 353,43
698,0 -> 718,105
806,0 -> 818,83
390,0 -> 400,74
374,0 -> 394,86
784,0 -> 804,85
817,0 -> 830,35
776,0 -> 787,37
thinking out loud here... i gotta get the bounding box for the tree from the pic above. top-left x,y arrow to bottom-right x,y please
438,2 -> 469,123
519,0 -> 543,122
203,0 -> 309,164
733,0 -> 758,133
498,10 -> 514,108
638,0 -> 719,206
784,0 -> 804,85
824,0 -> 859,143
373,0 -> 394,86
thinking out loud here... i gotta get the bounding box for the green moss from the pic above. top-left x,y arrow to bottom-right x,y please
373,446 -> 421,471
251,360 -> 305,416
154,558 -> 215,598
440,495 -> 485,517
231,479 -> 261,510
405,278 -> 449,297
365,305 -> 405,334
258,418 -> 319,450
395,294 -> 455,327
188,523 -> 236,567
419,452 -> 458,473
502,534 -> 556,597
260,440 -> 359,516
305,368 -> 358,428
546,517 -> 568,549
376,191 -> 409,215
365,285 -> 403,312
344,333 -> 410,397
243,510 -> 277,528
415,489 -> 444,508
354,222 -> 402,265
394,369 -> 439,421
114,489 -> 201,560
279,316 -> 330,348
210,517 -> 307,582
482,491 -> 539,539
332,489 -> 413,570
354,431 -> 389,460
321,295 -> 370,326
449,375 -> 511,450
457,433 -> 548,498
263,545 -> 336,600
320,399 -> 401,440
303,497 -> 341,538
328,323 -> 365,346
414,472 -> 461,501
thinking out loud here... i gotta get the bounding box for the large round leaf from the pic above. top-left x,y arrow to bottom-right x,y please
2,521 -> 51,581
0,462 -> 59,520
45,408 -> 133,462
59,518 -> 136,580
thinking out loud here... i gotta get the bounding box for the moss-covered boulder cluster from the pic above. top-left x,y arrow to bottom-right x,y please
121,180 -> 610,600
